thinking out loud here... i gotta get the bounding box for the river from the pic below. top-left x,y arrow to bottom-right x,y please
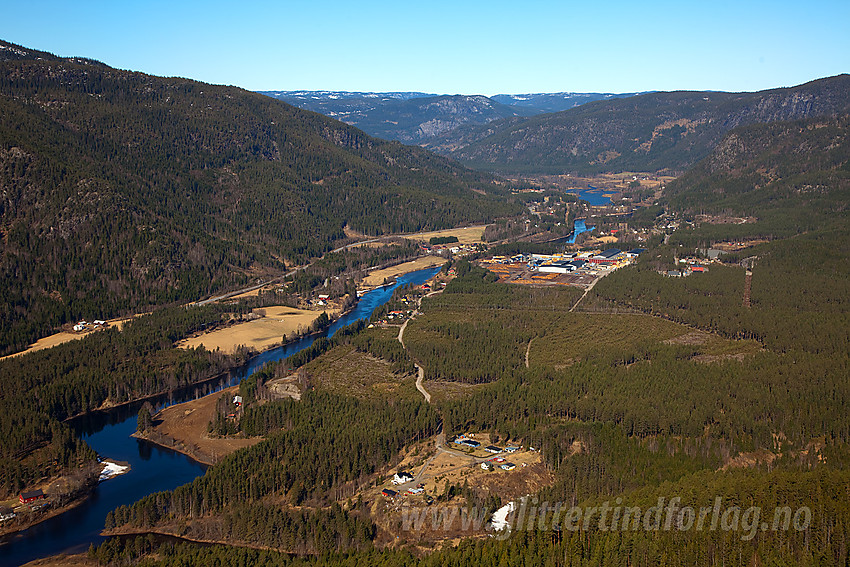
548,219 -> 593,244
577,187 -> 614,206
0,266 -> 442,566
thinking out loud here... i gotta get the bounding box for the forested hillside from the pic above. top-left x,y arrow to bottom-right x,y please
0,40 -> 520,355
426,75 -> 850,174
663,115 -> 850,244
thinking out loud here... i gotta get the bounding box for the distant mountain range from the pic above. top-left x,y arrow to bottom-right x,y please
426,76 -> 850,175
259,90 -> 647,144
264,80 -> 850,176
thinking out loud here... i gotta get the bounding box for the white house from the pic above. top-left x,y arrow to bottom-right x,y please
392,472 -> 414,485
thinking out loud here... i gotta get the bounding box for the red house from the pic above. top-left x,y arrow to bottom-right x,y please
20,489 -> 45,504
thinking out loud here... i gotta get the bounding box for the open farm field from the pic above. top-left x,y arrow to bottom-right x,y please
179,306 -> 334,354
361,256 -> 448,287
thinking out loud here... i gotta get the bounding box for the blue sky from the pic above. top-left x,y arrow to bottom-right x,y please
2,0 -> 848,95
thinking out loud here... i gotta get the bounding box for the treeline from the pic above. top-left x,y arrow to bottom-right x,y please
404,265 -> 582,383
348,328 -> 417,376
484,241 -> 564,257
664,116 -> 850,240
280,315 -> 418,376
95,236 -> 850,563
284,320 -> 367,369
0,303 -> 245,496
105,501 -> 375,556
413,265 -> 850,447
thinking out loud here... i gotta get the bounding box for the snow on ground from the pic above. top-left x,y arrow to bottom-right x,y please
490,501 -> 516,531
99,461 -> 130,482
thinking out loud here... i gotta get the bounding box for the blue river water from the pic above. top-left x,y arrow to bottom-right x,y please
0,266 -> 442,566
577,187 -> 614,207
549,219 -> 593,245
566,219 -> 591,244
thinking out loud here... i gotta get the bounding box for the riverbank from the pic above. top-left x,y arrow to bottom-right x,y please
360,256 -> 448,289
4,266 -> 444,565
132,386 -> 261,466
100,527 -> 296,556
0,462 -> 102,539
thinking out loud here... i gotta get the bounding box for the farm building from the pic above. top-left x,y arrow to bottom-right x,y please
20,489 -> 45,504
485,445 -> 502,453
382,488 -> 397,497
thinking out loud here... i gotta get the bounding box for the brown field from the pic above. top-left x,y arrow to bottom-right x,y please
0,315 -> 140,361
229,288 -> 261,299
583,235 -> 619,246
138,386 -> 261,465
361,256 -> 447,287
178,306 -> 335,354
379,433 -> 550,501
402,225 -> 486,245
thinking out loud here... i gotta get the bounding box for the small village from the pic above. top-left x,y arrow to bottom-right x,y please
375,432 -> 545,514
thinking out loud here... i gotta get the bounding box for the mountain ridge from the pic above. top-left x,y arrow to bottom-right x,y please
260,90 -> 646,144
426,75 -> 850,174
